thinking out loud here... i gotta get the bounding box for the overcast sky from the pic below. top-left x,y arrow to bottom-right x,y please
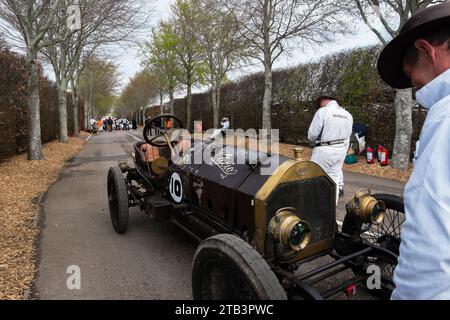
115,0 -> 173,89
0,0 -> 381,99
115,0 -> 381,100
1,0 -> 382,98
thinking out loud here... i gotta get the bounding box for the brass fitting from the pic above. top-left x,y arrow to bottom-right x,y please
118,161 -> 130,173
346,189 -> 386,224
151,157 -> 169,175
269,208 -> 312,252
293,147 -> 304,160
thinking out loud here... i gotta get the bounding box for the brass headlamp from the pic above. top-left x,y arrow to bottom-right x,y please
346,189 -> 386,224
269,208 -> 312,252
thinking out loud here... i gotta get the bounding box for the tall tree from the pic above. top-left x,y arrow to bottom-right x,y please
166,0 -> 206,130
223,0 -> 349,131
42,0 -> 151,143
0,0 -> 61,160
352,0 -> 446,170
194,0 -> 249,127
69,47 -> 96,135
78,56 -> 118,123
141,24 -> 182,115
117,69 -> 159,122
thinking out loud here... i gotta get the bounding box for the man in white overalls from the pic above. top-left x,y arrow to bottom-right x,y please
308,94 -> 353,204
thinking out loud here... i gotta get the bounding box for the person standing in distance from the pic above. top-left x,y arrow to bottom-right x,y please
220,117 -> 230,138
377,2 -> 450,300
308,94 -> 353,204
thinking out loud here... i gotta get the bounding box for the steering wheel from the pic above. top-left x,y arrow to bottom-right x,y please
143,115 -> 185,147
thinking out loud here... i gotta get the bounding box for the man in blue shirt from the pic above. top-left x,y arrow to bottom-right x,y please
377,2 -> 450,299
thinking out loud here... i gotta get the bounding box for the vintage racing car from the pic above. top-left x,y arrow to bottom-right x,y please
107,115 -> 404,300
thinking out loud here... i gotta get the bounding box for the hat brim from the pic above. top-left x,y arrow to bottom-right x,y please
378,17 -> 450,89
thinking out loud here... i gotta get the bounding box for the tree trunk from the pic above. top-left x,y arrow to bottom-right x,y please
58,79 -> 68,143
160,93 -> 164,115
187,75 -> 193,131
391,88 -> 413,170
169,91 -> 175,115
262,63 -> 273,131
72,88 -> 79,137
216,83 -> 221,122
262,1 -> 272,132
211,82 -> 219,127
85,102 -> 90,130
26,51 -> 44,160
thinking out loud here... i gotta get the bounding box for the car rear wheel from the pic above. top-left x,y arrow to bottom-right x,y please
341,194 -> 404,299
192,234 -> 287,300
107,167 -> 129,234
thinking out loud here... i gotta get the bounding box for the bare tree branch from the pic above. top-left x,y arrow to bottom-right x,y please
221,0 -> 350,130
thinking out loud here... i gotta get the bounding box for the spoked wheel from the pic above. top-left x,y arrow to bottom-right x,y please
107,167 -> 130,234
192,234 -> 287,300
342,194 -> 404,299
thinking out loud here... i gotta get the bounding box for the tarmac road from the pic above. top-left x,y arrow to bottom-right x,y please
33,130 -> 405,300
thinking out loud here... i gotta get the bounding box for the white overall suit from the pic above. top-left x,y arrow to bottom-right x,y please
391,69 -> 450,300
308,101 -> 353,204
210,119 -> 230,140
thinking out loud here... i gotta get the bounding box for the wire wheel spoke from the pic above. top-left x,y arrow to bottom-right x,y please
361,205 -> 405,283
362,208 -> 405,244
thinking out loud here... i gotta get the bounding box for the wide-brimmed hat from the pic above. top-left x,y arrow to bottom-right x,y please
315,93 -> 339,107
378,2 -> 450,89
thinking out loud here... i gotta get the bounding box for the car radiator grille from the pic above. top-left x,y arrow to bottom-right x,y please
265,177 -> 336,245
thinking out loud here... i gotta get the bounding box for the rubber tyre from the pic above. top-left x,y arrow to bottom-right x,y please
192,234 -> 287,300
107,167 -> 129,234
372,194 -> 404,213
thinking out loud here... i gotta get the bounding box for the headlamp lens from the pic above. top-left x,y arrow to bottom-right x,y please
291,223 -> 307,246
371,201 -> 386,224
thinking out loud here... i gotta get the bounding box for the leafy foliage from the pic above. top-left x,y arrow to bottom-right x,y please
78,56 -> 119,118
116,69 -> 159,117
140,24 -> 183,111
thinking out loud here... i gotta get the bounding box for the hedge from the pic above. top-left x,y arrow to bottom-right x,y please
149,46 -> 425,157
0,43 -> 84,159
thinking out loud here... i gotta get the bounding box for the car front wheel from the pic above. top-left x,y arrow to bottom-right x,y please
107,167 -> 129,234
192,234 -> 287,300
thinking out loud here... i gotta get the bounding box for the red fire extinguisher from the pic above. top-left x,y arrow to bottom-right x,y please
377,145 -> 383,162
380,148 -> 389,166
366,147 -> 375,164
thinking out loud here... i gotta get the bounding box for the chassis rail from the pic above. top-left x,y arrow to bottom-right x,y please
277,243 -> 396,300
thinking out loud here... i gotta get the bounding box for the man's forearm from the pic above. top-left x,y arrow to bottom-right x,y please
308,131 -> 318,143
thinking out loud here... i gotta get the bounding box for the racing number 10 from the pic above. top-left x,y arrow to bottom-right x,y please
170,173 -> 183,203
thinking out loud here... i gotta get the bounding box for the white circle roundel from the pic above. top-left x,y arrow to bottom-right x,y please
170,172 -> 183,203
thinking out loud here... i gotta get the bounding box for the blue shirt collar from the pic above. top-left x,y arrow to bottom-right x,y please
416,68 -> 450,109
